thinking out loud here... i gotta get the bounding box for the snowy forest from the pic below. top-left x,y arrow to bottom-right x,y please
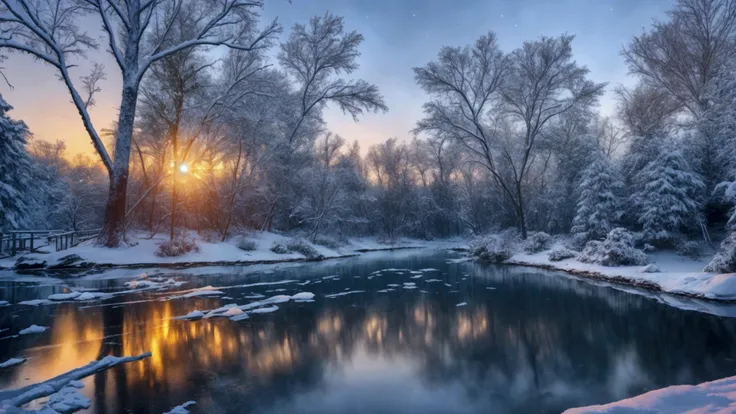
0,0 -> 735,270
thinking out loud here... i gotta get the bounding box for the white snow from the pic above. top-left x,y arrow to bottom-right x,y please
164,401 -> 196,414
565,375 -> 736,413
291,292 -> 315,301
46,385 -> 91,413
174,310 -> 205,320
0,352 -> 150,410
0,357 -> 26,368
19,325 -> 47,335
324,290 -> 365,298
508,245 -> 736,300
75,292 -> 98,301
18,299 -> 54,306
48,291 -> 81,301
6,231 -> 455,270
456,302 -> 467,307
249,305 -> 279,314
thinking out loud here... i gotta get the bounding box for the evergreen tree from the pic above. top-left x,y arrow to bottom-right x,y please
0,95 -> 33,230
634,144 -> 705,247
571,154 -> 624,245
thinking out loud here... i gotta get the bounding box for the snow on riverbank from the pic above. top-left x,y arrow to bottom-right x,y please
0,232 -> 456,270
506,245 -> 736,301
565,375 -> 736,413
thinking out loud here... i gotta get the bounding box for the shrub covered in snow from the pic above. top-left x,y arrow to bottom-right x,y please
548,248 -> 578,262
236,237 -> 257,251
571,155 -> 624,245
285,239 -> 322,259
579,228 -> 648,267
704,233 -> 736,273
155,238 -> 200,257
677,240 -> 704,259
469,231 -> 517,263
313,236 -> 342,249
523,231 -> 553,254
269,239 -> 322,259
269,242 -> 289,254
639,264 -> 661,273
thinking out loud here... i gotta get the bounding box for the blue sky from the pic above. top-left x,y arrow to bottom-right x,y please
0,0 -> 673,155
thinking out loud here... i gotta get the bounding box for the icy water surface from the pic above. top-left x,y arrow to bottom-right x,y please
2,250 -> 736,413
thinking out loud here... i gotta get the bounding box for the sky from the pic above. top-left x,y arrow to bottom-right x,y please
0,0 -> 674,157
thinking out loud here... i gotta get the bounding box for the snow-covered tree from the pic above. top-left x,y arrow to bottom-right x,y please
0,0 -> 280,247
0,95 -> 32,230
634,145 -> 705,247
571,154 -> 624,246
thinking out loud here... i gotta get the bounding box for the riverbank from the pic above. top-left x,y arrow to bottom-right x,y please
0,232 -> 460,272
505,245 -> 736,302
564,374 -> 736,413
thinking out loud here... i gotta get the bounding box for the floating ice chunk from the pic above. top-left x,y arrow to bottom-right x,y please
244,294 -> 265,299
410,275 -> 423,279
426,279 -> 442,283
250,305 -> 279,314
175,310 -> 205,320
230,313 -> 250,321
19,325 -> 48,335
19,299 -> 54,306
220,307 -> 244,317
409,271 -> 423,275
46,385 -> 92,413
456,302 -> 467,307
0,300 -> 8,306
75,292 -> 98,301
403,286 -> 417,290
403,282 -> 416,286
444,283 -> 452,287
48,292 -> 81,301
298,280 -> 311,286
291,292 -> 315,301
420,268 -> 439,272
387,284 -> 400,287
0,357 -> 26,368
377,289 -> 394,293
324,290 -> 365,298
164,401 -> 196,414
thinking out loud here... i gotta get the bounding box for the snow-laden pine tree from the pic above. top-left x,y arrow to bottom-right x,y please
0,95 -> 33,230
634,143 -> 705,247
571,154 -> 624,246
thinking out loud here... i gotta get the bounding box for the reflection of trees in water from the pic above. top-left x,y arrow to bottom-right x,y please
3,255 -> 736,413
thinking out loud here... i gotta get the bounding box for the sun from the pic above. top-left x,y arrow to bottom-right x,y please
179,163 -> 189,174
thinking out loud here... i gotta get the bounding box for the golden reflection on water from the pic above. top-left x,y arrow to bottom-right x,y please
8,294 -> 501,412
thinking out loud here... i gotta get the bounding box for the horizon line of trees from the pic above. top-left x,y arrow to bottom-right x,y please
0,0 -> 735,258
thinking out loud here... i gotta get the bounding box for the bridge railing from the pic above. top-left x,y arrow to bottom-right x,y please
0,228 -> 102,258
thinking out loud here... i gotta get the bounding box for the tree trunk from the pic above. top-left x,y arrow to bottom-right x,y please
516,182 -> 528,240
99,86 -> 138,247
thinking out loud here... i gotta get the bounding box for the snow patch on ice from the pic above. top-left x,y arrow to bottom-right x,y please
0,357 -> 26,368
19,325 -> 47,335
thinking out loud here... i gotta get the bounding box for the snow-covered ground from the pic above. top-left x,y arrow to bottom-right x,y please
506,243 -> 736,301
0,231 -> 458,270
565,375 -> 736,413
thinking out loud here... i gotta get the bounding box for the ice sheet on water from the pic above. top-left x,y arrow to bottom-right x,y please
291,292 -> 315,301
174,310 -> 205,320
18,299 -> 54,306
164,401 -> 196,414
19,325 -> 47,335
0,357 -> 26,368
324,290 -> 365,298
250,305 -> 279,314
